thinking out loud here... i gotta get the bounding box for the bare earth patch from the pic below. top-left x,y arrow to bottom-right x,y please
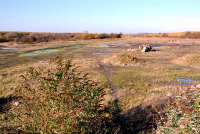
172,54 -> 200,67
102,52 -> 138,66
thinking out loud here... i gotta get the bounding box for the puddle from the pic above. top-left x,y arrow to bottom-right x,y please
93,52 -> 105,55
0,47 -> 17,53
98,43 -> 131,49
98,44 -> 110,48
92,50 -> 113,56
177,78 -> 195,86
66,44 -> 86,49
16,44 -> 86,58
174,67 -> 191,72
153,46 -> 161,50
19,48 -> 63,57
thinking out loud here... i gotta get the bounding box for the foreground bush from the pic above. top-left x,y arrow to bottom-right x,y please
157,90 -> 200,134
3,57 -> 115,133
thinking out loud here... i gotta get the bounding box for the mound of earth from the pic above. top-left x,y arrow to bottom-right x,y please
103,52 -> 137,66
172,54 -> 200,66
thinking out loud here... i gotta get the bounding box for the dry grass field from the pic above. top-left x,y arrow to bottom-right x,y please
1,37 -> 200,133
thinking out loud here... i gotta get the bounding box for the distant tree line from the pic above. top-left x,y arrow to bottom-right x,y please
0,32 -> 122,43
136,32 -> 200,39
184,32 -> 200,38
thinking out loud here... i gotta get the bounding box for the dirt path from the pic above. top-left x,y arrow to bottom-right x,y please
98,62 -> 120,101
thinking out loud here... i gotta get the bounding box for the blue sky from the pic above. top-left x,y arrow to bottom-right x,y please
0,0 -> 200,33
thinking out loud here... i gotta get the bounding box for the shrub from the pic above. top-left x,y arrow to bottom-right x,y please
0,38 -> 10,42
79,33 -> 96,40
157,90 -> 200,134
0,32 -> 122,43
118,53 -> 137,64
6,57 -> 113,133
97,33 -> 110,39
110,33 -> 122,38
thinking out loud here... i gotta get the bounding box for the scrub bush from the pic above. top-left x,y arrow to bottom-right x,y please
6,57 -> 113,133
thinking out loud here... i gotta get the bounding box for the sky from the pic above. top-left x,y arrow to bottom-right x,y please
0,0 -> 200,33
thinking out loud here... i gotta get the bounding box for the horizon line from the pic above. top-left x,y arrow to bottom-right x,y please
0,30 -> 199,34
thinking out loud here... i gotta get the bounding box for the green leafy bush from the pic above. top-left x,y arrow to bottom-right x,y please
6,57 -> 113,133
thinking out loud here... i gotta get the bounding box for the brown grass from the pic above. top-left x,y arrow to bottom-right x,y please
103,52 -> 138,66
